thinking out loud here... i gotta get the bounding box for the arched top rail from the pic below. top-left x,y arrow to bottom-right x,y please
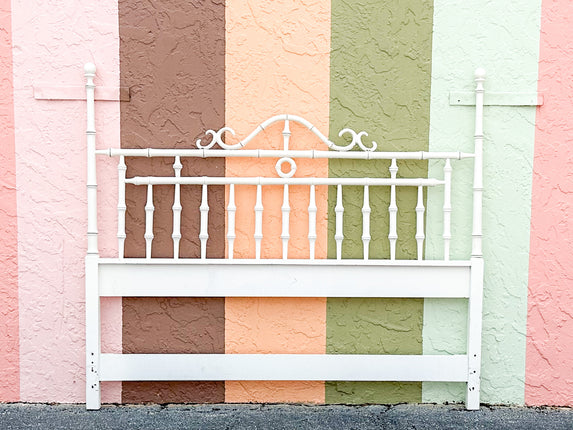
196,114 -> 378,151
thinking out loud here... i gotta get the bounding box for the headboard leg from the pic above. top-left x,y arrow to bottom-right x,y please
85,255 -> 101,410
466,256 -> 484,410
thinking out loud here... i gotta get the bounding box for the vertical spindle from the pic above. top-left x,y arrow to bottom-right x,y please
144,184 -> 154,258
443,158 -> 452,261
172,156 -> 182,259
362,185 -> 371,260
199,183 -> 209,259
281,184 -> 290,259
227,184 -> 236,259
254,184 -> 263,259
282,117 -> 291,151
415,185 -> 425,261
335,184 -> 344,260
308,184 -> 317,260
117,156 -> 126,259
388,159 -> 398,260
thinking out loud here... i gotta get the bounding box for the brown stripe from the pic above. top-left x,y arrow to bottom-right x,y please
121,298 -> 225,404
119,0 -> 226,403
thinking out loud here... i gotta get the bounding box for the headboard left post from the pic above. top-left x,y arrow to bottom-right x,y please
84,62 -> 101,410
85,63 -> 98,256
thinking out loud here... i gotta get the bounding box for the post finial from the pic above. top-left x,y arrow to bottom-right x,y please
84,63 -> 96,77
475,68 -> 486,81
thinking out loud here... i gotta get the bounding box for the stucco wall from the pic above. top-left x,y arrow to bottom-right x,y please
1,0 -> 573,407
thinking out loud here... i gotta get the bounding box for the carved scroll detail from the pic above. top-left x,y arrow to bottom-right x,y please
195,114 -> 377,152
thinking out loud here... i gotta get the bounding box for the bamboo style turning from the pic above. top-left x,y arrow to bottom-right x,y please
85,62 -> 486,411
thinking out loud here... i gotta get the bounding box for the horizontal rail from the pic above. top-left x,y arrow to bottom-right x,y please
98,260 -> 471,298
125,176 -> 445,187
95,147 -> 474,160
98,258 -> 472,266
100,353 -> 469,382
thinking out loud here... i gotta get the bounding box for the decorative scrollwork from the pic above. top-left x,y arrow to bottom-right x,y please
196,127 -> 244,150
195,115 -> 377,152
332,129 -> 377,152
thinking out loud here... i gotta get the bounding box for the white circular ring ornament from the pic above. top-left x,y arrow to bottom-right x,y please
275,157 -> 297,178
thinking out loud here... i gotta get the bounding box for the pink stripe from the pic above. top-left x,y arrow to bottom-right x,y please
526,0 -> 573,406
13,0 -> 121,402
0,0 -> 19,402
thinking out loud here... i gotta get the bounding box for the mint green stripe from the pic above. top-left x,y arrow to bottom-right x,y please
423,1 -> 542,404
326,0 -> 434,404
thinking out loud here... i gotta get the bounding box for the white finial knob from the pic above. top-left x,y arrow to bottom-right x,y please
84,63 -> 96,77
475,68 -> 486,80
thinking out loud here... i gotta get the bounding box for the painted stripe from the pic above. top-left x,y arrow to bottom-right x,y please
224,0 -> 330,403
526,0 -> 573,407
326,0 -> 433,404
119,0 -> 226,403
0,0 -> 19,402
424,0 -> 541,404
13,0 -> 121,402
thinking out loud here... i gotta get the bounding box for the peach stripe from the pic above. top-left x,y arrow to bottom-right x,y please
0,0 -> 19,402
526,0 -> 573,406
225,0 -> 330,403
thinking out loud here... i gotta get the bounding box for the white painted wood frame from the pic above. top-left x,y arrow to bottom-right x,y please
84,64 -> 485,410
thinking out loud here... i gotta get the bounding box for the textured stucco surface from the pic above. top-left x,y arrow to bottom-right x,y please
0,0 -> 19,402
526,0 -> 573,407
225,298 -> 326,403
423,0 -> 541,404
122,298 -> 225,404
326,299 -> 422,404
225,0 -> 330,403
12,0 -> 121,402
8,0 -> 573,408
119,0 -> 226,403
119,0 -> 226,259
326,0 -> 433,403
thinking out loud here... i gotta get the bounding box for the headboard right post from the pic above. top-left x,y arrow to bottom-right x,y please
467,67 -> 486,410
472,68 -> 485,259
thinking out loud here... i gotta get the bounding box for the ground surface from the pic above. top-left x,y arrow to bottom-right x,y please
0,403 -> 572,429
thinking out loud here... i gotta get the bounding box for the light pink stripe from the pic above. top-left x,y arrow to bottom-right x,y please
0,0 -> 20,402
526,0 -> 573,406
12,0 -> 121,402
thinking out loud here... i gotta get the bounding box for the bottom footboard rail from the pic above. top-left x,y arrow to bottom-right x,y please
100,353 -> 468,382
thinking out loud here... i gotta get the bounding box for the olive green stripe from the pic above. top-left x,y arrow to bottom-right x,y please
326,0 -> 434,404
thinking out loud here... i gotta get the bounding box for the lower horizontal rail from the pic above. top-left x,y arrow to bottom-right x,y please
125,176 -> 445,187
99,354 -> 468,382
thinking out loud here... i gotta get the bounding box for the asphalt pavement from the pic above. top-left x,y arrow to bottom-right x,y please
1,403 -> 572,430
